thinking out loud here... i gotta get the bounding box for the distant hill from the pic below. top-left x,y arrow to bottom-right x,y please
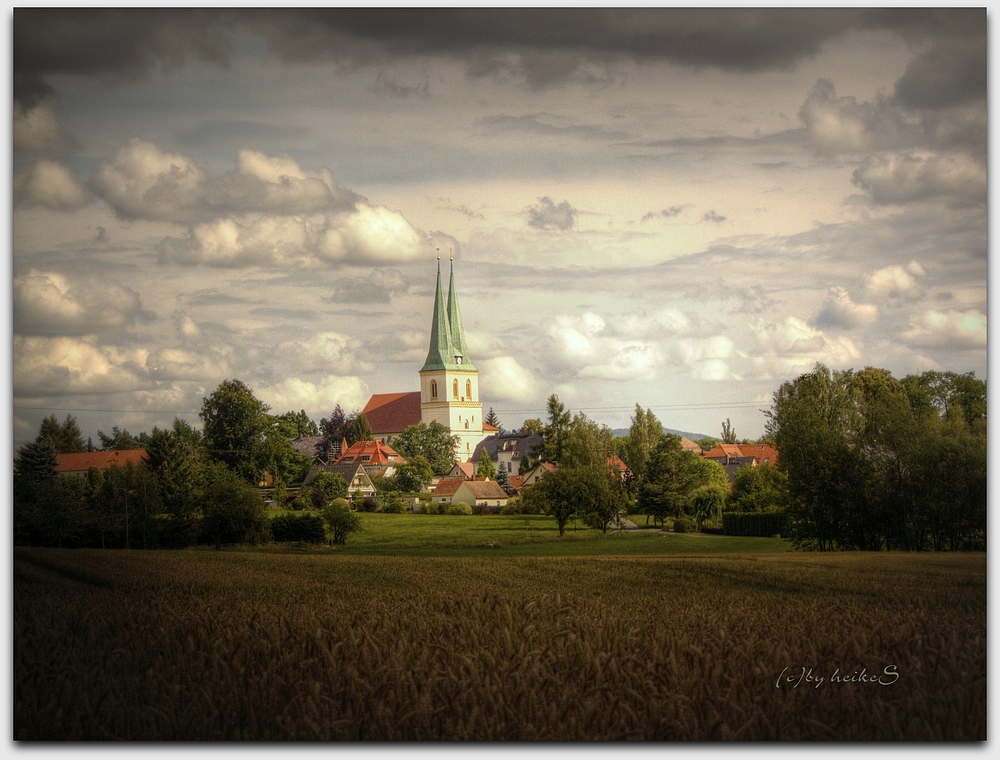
611,427 -> 714,443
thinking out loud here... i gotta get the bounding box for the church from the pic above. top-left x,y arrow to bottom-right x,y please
361,258 -> 496,461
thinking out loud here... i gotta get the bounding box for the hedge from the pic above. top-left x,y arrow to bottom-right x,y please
722,511 -> 787,537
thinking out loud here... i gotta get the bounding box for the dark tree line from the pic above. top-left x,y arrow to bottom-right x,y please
768,365 -> 985,551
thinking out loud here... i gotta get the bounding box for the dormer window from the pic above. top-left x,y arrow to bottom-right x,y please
456,356 -> 463,365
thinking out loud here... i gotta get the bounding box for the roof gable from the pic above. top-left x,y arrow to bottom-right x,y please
431,477 -> 466,497
335,439 -> 403,466
459,480 -> 508,500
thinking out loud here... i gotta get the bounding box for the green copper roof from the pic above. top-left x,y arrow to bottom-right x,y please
421,260 -> 476,372
446,261 -> 475,370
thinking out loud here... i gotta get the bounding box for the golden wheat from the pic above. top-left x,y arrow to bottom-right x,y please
13,549 -> 985,740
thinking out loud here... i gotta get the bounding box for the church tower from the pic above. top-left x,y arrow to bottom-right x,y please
419,256 -> 484,460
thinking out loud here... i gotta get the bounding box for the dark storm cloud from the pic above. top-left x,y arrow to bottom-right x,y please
16,8 -> 985,102
177,120 -> 311,150
894,36 -> 987,109
13,8 -> 237,107
526,198 -> 577,231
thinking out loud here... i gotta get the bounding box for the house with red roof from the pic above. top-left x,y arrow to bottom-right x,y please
334,439 -> 404,468
55,449 -> 149,477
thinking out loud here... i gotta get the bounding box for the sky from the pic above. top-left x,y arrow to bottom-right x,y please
9,7 -> 989,449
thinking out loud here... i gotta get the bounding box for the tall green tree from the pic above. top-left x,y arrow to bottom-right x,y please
561,412 -> 615,470
540,394 -> 571,463
726,463 -> 788,513
393,454 -> 435,493
520,418 -> 544,436
620,404 -> 663,487
36,414 -> 85,453
721,418 -> 737,444
201,379 -> 273,485
485,407 -> 501,429
15,438 -> 58,481
344,412 -> 372,446
201,477 -> 270,550
476,449 -> 497,480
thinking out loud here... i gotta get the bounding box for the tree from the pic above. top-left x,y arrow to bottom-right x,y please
495,466 -> 513,495
520,418 -> 545,436
200,379 -> 273,485
561,412 -> 614,470
201,477 -> 270,549
620,404 -> 663,487
15,438 -> 58,481
476,449 -> 496,480
344,412 -> 372,446
319,404 -> 349,460
485,407 -> 501,429
274,410 -> 319,438
323,499 -> 362,544
392,421 -> 460,475
727,464 -> 788,513
721,418 -> 737,444
519,466 -> 576,537
36,414 -> 85,453
310,471 -> 349,502
576,465 -> 628,534
696,437 -> 719,452
97,426 -> 143,450
540,394 -> 571,463
394,454 -> 434,493
690,485 -> 726,531
99,461 -> 163,550
636,436 -> 725,526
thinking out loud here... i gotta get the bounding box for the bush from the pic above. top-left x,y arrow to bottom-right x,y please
379,492 -> 407,514
322,500 -> 362,545
201,480 -> 270,549
153,514 -> 201,549
722,511 -> 787,537
420,501 -> 442,515
271,512 -> 327,543
447,502 -> 473,515
360,497 -> 379,513
472,504 -> 502,515
672,517 -> 693,533
699,525 -> 725,535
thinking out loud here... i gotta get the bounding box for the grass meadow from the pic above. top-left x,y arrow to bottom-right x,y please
13,516 -> 985,741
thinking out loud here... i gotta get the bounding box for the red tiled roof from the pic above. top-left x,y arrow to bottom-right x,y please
334,439 -> 404,466
508,475 -> 525,491
362,392 -> 422,435
736,443 -> 778,465
483,423 -> 499,433
703,444 -> 744,460
55,449 -> 149,473
431,477 -> 466,497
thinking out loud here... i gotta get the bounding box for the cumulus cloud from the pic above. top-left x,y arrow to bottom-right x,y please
367,330 -> 428,363
748,317 -> 860,379
702,210 -> 726,223
14,161 -> 90,212
13,269 -> 151,336
256,375 -> 370,416
13,336 -> 152,396
88,138 -> 456,268
13,102 -> 78,155
547,313 -> 663,381
901,309 -> 986,350
812,287 -> 879,329
852,151 -> 986,208
479,356 -> 540,403
864,261 -> 926,303
671,336 -> 737,381
603,307 -> 692,341
894,35 -> 986,110
274,331 -> 371,375
526,197 -> 577,231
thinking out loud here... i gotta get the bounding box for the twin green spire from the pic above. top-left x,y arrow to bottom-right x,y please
422,258 -> 476,372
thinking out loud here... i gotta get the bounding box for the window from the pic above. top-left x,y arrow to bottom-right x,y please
507,462 -> 512,473
466,380 -> 472,399
464,421 -> 469,429
453,379 -> 459,399
430,380 -> 437,399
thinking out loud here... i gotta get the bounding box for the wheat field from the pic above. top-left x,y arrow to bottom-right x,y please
14,548 -> 985,740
